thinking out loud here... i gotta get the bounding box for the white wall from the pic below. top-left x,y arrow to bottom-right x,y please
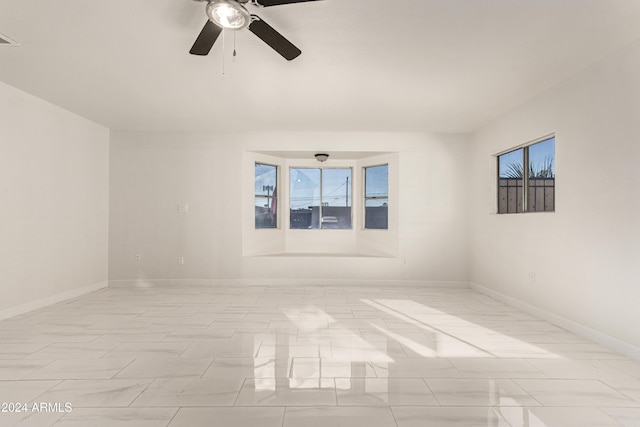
469,39 -> 640,349
109,131 -> 469,285
0,82 -> 109,315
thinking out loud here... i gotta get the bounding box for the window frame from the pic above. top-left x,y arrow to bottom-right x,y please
363,163 -> 389,230
496,135 -> 555,214
288,166 -> 353,230
254,162 -> 279,229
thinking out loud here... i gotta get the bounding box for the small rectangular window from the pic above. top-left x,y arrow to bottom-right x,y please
497,136 -> 555,214
255,163 -> 278,228
364,164 -> 388,229
290,167 -> 352,229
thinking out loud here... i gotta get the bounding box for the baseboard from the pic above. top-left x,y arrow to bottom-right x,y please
0,281 -> 108,321
108,278 -> 469,288
470,281 -> 640,362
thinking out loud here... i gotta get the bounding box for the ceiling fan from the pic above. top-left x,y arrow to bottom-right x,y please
190,0 -> 321,60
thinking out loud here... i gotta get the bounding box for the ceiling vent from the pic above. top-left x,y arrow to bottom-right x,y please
0,32 -> 21,47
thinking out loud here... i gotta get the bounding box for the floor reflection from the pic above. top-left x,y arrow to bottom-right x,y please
252,295 -> 563,393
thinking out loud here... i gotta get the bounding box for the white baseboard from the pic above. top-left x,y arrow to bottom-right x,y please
108,278 -> 469,289
0,281 -> 108,320
470,281 -> 640,362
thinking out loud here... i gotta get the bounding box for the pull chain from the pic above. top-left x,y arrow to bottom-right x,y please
221,29 -> 225,76
233,31 -> 237,60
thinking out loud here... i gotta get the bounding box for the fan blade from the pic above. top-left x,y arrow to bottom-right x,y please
255,0 -> 322,6
248,16 -> 301,60
189,20 -> 222,56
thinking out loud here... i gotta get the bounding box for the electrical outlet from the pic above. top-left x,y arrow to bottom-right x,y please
178,204 -> 189,214
178,256 -> 185,265
135,253 -> 142,261
528,272 -> 536,285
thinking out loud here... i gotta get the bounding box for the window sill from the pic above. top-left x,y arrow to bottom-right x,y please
245,252 -> 394,258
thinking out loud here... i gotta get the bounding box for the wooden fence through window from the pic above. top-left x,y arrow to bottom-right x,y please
498,178 -> 554,213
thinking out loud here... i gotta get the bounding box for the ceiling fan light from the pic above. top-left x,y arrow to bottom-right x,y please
206,0 -> 251,30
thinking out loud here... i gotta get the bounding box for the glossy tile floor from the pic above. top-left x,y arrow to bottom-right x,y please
1,285 -> 640,426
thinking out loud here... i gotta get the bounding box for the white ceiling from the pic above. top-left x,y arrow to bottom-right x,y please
1,0 -> 640,133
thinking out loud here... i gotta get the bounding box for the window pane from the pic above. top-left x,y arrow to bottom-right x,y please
255,197 -> 277,228
321,168 -> 351,229
290,168 -> 320,229
365,199 -> 388,229
528,137 -> 555,212
365,165 -> 388,198
365,165 -> 388,229
255,164 -> 277,196
255,163 -> 277,229
498,148 -> 524,214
